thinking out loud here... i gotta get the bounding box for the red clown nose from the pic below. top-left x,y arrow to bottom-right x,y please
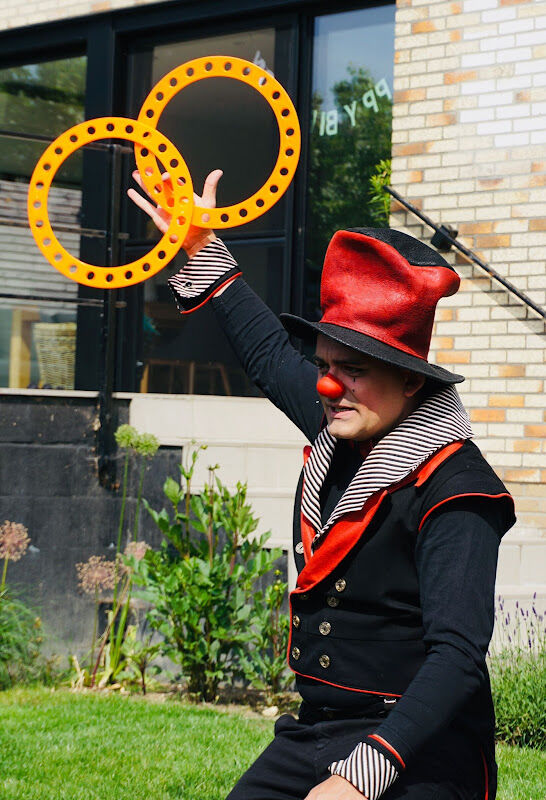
316,374 -> 345,399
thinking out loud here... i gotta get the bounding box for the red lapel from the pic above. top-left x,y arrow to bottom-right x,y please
295,439 -> 465,593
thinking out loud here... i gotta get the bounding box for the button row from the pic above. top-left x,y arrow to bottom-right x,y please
292,617 -> 332,635
291,647 -> 330,669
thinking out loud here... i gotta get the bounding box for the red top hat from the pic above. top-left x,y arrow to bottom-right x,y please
281,228 -> 463,384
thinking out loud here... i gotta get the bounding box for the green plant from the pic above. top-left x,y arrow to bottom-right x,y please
368,158 -> 392,226
488,595 -> 546,749
117,625 -> 161,695
0,590 -> 45,690
133,445 -> 284,701
241,570 -> 292,700
71,426 -> 160,690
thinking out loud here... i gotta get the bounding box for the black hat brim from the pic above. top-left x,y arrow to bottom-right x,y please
280,314 -> 464,385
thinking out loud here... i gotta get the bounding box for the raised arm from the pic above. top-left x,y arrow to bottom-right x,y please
128,170 -> 322,441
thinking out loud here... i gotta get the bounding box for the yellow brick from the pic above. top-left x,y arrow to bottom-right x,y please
504,468 -> 541,483
436,308 -> 454,322
394,89 -> 426,103
489,395 -> 525,408
513,440 -> 541,453
475,234 -> 511,248
444,70 -> 477,85
495,365 -> 526,378
529,219 -> 546,231
459,222 -> 494,235
436,350 -> 471,364
412,21 -> 436,33
524,424 -> 546,437
427,112 -> 457,127
471,408 -> 506,422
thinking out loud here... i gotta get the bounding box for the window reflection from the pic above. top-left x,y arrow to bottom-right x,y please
140,243 -> 283,396
304,5 -> 395,322
0,56 -> 86,389
131,27 -> 289,396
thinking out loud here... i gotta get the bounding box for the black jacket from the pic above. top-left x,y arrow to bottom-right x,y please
210,278 -> 515,798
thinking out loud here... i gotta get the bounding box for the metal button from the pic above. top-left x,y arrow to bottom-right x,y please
184,280 -> 193,288
327,596 -> 339,608
319,621 -> 331,636
335,578 -> 346,593
319,654 -> 330,669
300,593 -> 308,600
291,646 -> 301,661
295,542 -> 304,554
292,615 -> 301,629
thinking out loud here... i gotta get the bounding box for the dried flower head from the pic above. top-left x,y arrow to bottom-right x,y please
134,432 -> 160,458
76,555 -> 116,595
124,540 -> 150,561
0,521 -> 30,562
115,424 -> 138,450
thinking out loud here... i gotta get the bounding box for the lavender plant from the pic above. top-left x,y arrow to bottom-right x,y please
488,594 -> 546,749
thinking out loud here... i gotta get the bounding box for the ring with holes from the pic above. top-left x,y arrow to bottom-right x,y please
27,117 -> 193,289
135,55 -> 301,229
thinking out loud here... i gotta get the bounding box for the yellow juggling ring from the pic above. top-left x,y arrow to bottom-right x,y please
136,55 -> 301,229
27,117 -> 194,289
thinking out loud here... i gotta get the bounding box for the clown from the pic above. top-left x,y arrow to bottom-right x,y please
130,170 -> 515,800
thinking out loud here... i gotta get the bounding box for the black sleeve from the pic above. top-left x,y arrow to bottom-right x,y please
367,496 -> 505,766
212,278 -> 323,442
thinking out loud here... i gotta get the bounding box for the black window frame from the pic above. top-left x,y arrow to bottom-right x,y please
0,0 -> 394,394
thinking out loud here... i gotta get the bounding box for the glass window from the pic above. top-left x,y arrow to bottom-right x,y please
304,5 -> 395,322
0,55 -> 86,389
127,27 -> 292,396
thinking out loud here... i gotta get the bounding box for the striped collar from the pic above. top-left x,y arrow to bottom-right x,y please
301,385 -> 473,545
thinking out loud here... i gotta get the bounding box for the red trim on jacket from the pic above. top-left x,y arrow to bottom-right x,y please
418,492 -> 513,532
368,734 -> 406,769
296,490 -> 388,592
414,440 -> 464,486
178,273 -> 242,315
295,439 -> 466,590
480,749 -> 489,800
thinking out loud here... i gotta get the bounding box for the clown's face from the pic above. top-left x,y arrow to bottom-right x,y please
313,335 -> 425,442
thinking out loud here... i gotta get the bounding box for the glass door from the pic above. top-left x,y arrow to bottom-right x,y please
124,22 -> 297,396
303,4 -> 395,324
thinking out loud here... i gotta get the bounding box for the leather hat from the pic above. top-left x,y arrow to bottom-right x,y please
281,228 -> 464,384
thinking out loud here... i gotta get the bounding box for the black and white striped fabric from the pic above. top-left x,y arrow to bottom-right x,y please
329,742 -> 399,799
167,238 -> 240,312
302,385 -> 472,545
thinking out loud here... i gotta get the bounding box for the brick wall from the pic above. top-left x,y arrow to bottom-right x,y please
391,0 -> 546,604
0,0 -> 155,30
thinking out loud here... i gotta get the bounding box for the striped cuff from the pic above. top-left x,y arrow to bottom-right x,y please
329,740 -> 399,800
167,238 -> 242,313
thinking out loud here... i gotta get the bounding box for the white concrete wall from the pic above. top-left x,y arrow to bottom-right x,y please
129,392 -> 546,625
129,393 -> 307,590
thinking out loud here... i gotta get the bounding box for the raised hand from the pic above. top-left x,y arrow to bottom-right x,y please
127,168 -> 223,257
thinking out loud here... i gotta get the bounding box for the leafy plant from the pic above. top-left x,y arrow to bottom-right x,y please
368,158 -> 392,226
133,445 -> 284,701
241,569 -> 292,700
0,590 -> 45,690
488,595 -> 546,749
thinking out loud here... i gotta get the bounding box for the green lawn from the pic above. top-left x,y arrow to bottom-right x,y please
0,688 -> 543,800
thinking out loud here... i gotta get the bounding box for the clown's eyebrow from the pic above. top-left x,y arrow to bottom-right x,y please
312,354 -> 369,368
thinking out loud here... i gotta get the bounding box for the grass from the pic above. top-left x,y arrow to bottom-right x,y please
0,687 -> 544,800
